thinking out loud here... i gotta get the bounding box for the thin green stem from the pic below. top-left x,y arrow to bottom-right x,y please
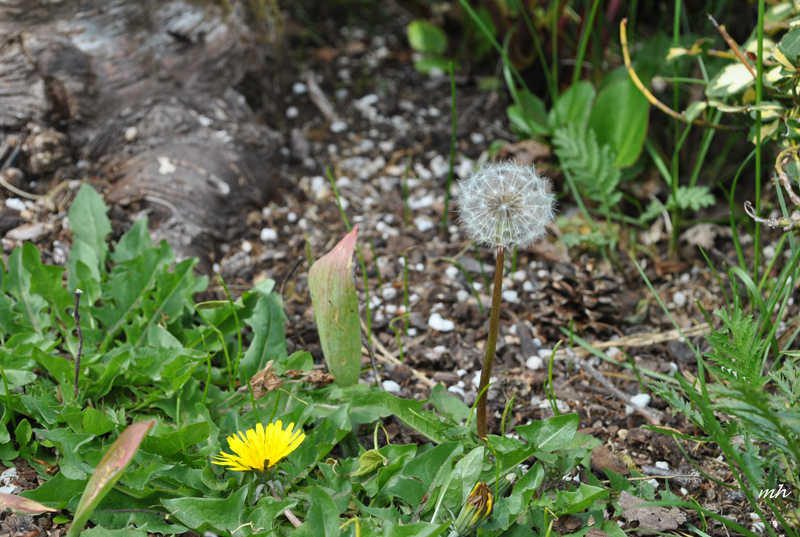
476,246 -> 505,438
571,0 -> 601,86
753,0 -> 765,277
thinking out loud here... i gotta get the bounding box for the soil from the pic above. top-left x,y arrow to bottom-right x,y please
0,2 -> 784,535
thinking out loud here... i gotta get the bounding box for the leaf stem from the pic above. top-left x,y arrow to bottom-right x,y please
476,246 -> 505,438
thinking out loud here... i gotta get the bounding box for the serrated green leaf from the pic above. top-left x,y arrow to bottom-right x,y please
778,28 -> 800,65
668,186 -> 715,212
515,413 -> 579,452
553,123 -> 621,209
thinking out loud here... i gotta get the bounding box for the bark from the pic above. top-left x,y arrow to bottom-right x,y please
0,0 -> 281,261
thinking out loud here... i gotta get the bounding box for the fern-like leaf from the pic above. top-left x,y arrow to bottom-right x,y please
669,186 -> 715,212
553,123 -> 621,209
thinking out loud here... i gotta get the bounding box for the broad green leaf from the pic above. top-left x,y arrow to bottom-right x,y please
111,218 -> 153,263
82,528 -> 147,537
347,387 -> 450,443
778,28 -> 800,65
308,227 -> 361,386
81,408 -> 115,436
380,522 -> 450,537
515,414 -> 579,452
507,91 -> 550,137
548,483 -> 607,515
162,486 -> 248,533
550,81 -> 596,130
300,486 -> 342,537
429,384 -> 470,423
414,56 -> 452,74
383,442 -> 460,505
407,20 -> 447,55
68,420 -> 155,537
22,472 -> 85,510
239,285 -> 287,382
589,76 -> 649,167
68,185 -> 111,300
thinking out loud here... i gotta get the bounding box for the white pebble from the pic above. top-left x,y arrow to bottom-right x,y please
456,290 -> 470,302
330,120 -> 348,133
4,198 -> 25,212
286,106 -> 299,119
525,356 -> 544,370
655,461 -> 670,470
428,312 -> 455,332
470,132 -> 485,144
629,393 -> 651,408
381,287 -> 397,300
522,281 -> 534,292
502,290 -> 519,303
292,82 -> 307,94
414,216 -> 434,232
445,266 -> 459,279
382,380 -> 401,393
408,194 -> 434,210
124,126 -> 138,141
673,291 -> 687,308
260,228 -> 278,242
241,240 -> 252,253
448,385 -> 466,398
537,348 -> 553,359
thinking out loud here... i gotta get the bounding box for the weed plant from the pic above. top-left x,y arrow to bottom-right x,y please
1,185 -> 612,535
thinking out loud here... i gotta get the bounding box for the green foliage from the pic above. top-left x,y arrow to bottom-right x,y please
0,186 -> 607,535
553,122 -> 622,210
407,20 -> 451,73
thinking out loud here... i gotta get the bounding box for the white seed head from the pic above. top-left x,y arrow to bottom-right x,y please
457,162 -> 555,248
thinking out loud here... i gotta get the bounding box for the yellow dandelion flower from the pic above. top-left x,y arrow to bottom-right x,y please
212,420 -> 305,472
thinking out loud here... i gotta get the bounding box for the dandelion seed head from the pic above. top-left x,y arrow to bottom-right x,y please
457,162 -> 555,248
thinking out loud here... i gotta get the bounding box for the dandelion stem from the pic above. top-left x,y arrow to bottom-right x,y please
476,246 -> 505,438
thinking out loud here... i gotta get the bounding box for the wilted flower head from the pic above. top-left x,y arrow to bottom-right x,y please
457,162 -> 555,248
450,482 -> 493,536
212,420 -> 305,472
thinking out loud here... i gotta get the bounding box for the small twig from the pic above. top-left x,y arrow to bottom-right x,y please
0,143 -> 41,200
708,14 -> 757,79
555,323 -> 710,360
362,332 -> 381,387
619,18 -> 734,130
305,73 -> 342,124
73,289 -> 84,399
360,318 -> 434,389
283,508 -> 302,528
576,351 -> 662,425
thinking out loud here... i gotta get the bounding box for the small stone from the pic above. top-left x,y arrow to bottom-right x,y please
456,290 -> 469,302
448,385 -> 466,398
445,266 -> 459,279
470,132 -> 485,144
4,198 -> 25,212
382,380 -> 401,393
330,120 -> 347,133
673,291 -> 687,307
286,106 -> 299,119
260,228 -> 278,242
428,312 -> 455,332
522,281 -> 534,292
414,216 -> 434,232
537,348 -> 552,359
502,290 -> 519,303
241,240 -> 252,253
629,393 -> 651,409
292,82 -> 307,94
124,126 -> 138,141
409,194 -> 434,210
6,222 -> 46,241
381,287 -> 397,300
525,356 -> 544,370
655,461 -> 670,470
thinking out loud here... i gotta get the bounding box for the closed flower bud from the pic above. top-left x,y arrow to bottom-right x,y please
450,482 -> 493,536
457,162 -> 555,249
